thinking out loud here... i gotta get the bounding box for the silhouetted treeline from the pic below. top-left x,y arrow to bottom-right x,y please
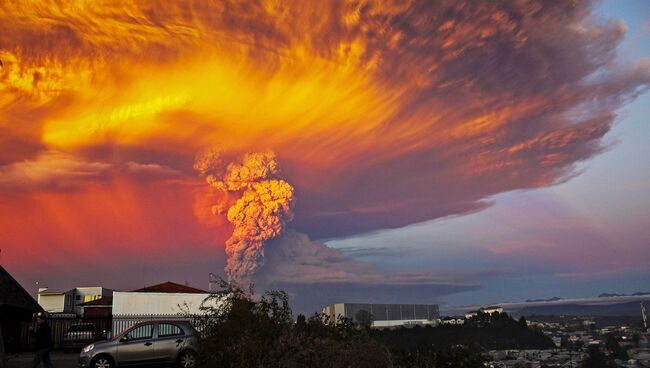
377,312 -> 554,353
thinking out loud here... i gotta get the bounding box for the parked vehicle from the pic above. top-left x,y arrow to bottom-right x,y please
79,321 -> 200,368
63,323 -> 102,352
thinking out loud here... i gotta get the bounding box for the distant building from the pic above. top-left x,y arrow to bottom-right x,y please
465,305 -> 503,320
441,316 -> 464,325
481,306 -> 503,315
465,311 -> 479,319
37,286 -> 113,315
552,336 -> 562,347
322,303 -> 440,328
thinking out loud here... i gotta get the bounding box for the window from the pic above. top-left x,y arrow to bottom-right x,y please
75,295 -> 81,301
126,324 -> 153,340
158,323 -> 184,337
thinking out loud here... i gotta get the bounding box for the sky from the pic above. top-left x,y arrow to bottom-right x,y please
0,0 -> 648,315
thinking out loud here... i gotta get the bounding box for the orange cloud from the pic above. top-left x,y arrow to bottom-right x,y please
0,0 -> 647,265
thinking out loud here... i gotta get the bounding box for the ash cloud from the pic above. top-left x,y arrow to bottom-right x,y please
254,231 -> 494,314
0,0 -> 648,283
194,149 -> 295,283
0,150 -> 111,191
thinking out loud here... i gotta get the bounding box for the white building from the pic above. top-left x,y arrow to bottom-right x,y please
481,306 -> 503,315
465,306 -> 504,320
37,286 -> 112,315
37,289 -> 69,313
111,281 -> 217,334
113,292 -> 211,315
441,317 -> 465,325
322,303 -> 439,328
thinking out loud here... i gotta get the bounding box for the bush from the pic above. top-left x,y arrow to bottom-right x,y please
198,279 -> 391,368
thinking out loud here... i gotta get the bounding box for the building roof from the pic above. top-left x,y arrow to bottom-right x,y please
132,281 -> 207,294
80,296 -> 113,307
38,291 -> 67,295
79,282 -> 207,307
0,265 -> 43,311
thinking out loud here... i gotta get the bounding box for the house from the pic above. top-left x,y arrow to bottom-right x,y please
38,286 -> 113,315
80,282 -> 213,321
112,281 -> 210,315
0,265 -> 43,353
37,288 -> 70,313
79,296 -> 113,319
465,311 -> 479,319
441,316 -> 465,325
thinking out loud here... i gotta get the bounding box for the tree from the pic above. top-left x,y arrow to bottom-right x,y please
295,314 -> 306,329
355,309 -> 373,329
393,346 -> 486,368
582,345 -> 615,368
605,334 -> 628,360
518,316 -> 528,329
198,278 -> 391,368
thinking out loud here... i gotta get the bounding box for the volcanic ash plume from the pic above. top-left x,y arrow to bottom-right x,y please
194,149 -> 295,282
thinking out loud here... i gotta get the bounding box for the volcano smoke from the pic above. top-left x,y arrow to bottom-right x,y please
194,149 -> 295,282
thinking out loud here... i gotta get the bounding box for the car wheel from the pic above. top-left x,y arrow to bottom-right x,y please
91,356 -> 114,368
177,351 -> 197,368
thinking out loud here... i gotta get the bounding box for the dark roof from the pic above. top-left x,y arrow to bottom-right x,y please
0,265 -> 43,312
80,296 -> 113,307
132,281 -> 207,294
38,291 -> 67,295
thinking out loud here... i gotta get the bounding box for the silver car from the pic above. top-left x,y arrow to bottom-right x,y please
79,321 -> 199,368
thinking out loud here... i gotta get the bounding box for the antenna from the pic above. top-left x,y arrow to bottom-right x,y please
642,302 -> 648,332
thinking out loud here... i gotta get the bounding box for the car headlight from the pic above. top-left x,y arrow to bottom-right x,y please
82,344 -> 94,353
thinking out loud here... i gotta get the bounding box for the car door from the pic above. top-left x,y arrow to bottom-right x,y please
153,323 -> 186,363
116,323 -> 155,366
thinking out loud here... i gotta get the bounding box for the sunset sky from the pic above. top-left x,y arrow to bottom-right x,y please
1,0 -> 648,314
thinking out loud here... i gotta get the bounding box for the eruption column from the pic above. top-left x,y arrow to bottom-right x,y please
194,149 -> 295,282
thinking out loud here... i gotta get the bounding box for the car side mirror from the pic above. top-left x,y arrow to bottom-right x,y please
119,336 -> 128,343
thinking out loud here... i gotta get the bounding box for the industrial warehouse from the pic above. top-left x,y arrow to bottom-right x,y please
323,303 -> 440,328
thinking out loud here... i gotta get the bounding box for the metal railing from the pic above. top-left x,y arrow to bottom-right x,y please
16,314 -> 208,351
